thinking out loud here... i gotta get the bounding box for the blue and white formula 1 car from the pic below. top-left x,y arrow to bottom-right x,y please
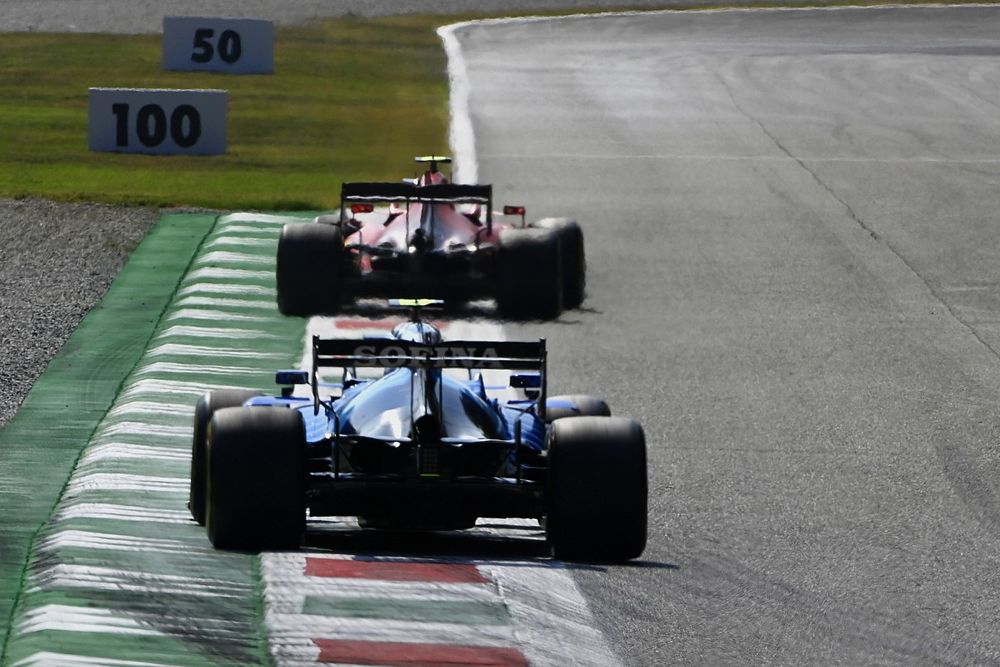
188,309 -> 647,562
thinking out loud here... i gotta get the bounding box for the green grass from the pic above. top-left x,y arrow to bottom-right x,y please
0,16 -> 453,210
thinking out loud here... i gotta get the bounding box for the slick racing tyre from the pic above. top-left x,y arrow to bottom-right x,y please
544,394 -> 611,422
496,227 -> 563,320
531,218 -> 585,309
206,407 -> 305,550
276,221 -> 343,316
546,416 -> 647,562
189,389 -> 263,526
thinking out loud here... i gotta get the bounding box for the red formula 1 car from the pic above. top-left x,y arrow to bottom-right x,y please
276,156 -> 584,319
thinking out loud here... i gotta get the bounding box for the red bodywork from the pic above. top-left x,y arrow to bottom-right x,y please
341,168 -> 524,299
343,170 -> 507,276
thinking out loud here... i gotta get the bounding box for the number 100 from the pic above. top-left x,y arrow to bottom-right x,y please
111,103 -> 202,148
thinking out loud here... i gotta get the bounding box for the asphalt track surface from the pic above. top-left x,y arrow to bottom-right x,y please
453,6 -> 1000,664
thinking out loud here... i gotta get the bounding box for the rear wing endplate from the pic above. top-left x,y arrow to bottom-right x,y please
340,182 -> 494,231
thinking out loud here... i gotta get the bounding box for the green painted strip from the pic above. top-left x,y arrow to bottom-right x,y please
302,596 -> 512,626
2,212 -> 310,667
0,213 -> 217,661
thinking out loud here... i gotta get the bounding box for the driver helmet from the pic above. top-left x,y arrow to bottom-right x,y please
391,320 -> 442,345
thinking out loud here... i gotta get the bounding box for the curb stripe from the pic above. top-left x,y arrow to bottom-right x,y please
195,250 -> 274,265
270,616 -> 515,645
119,378 -> 246,399
155,324 -> 282,340
203,236 -> 276,248
146,343 -> 282,358
174,295 -> 276,309
18,606 -> 166,637
80,443 -> 189,463
65,473 -> 188,495
177,282 -> 274,296
12,651 -> 176,666
302,597 -> 510,625
134,362 -> 264,377
27,565 -> 248,597
53,504 -> 190,523
166,308 -> 271,322
223,212 -> 306,224
106,401 -> 192,416
312,638 -> 527,666
304,559 -> 488,584
185,267 -> 272,281
37,531 -> 196,554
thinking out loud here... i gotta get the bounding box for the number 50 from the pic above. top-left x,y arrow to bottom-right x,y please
191,28 -> 242,64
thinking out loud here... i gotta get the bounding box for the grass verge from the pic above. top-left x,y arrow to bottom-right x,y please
0,15 -> 452,210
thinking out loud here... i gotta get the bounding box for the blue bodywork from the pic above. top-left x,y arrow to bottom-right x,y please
245,371 -> 547,462
237,318 -> 553,529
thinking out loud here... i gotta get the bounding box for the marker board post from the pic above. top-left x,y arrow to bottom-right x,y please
88,88 -> 228,155
162,17 -> 274,74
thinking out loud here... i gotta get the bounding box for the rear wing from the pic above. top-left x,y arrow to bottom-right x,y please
314,337 -> 543,370
311,335 -> 547,417
340,182 -> 494,231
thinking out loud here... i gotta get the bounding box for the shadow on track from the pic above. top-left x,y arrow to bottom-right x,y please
334,299 -> 600,324
302,519 -> 678,572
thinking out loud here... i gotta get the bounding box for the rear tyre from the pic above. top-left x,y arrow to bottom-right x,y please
544,394 -> 611,422
276,221 -> 343,316
189,389 -> 262,526
547,416 -> 647,561
495,227 -> 563,320
531,218 -> 585,309
206,407 -> 305,550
